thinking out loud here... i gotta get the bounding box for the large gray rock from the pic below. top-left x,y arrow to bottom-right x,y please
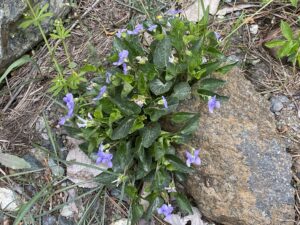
0,0 -> 70,73
179,68 -> 295,225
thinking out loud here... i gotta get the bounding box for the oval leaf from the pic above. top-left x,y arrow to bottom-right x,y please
141,123 -> 161,148
149,79 -> 173,96
153,37 -> 172,69
0,153 -> 31,170
111,117 -> 136,140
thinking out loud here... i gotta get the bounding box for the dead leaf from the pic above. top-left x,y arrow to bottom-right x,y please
66,137 -> 106,188
0,188 -> 21,211
61,188 -> 83,219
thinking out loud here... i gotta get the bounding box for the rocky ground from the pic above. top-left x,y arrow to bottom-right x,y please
1,0 -> 300,225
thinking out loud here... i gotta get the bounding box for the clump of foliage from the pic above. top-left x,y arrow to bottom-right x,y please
265,20 -> 300,66
20,1 -> 235,223
264,1 -> 299,66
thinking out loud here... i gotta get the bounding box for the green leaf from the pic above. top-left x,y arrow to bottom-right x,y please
110,96 -> 141,116
281,21 -> 293,40
149,78 -> 173,96
278,41 -> 296,58
199,78 -> 226,91
0,153 -> 31,170
171,112 -> 199,124
111,117 -> 136,140
152,141 -> 166,160
265,40 -> 286,48
141,123 -> 161,148
165,154 -> 193,173
0,55 -> 32,85
198,89 -> 229,101
153,169 -> 170,190
216,62 -> 238,74
174,193 -> 193,214
125,185 -> 138,199
153,37 -> 172,69
171,82 -> 191,100
135,137 -> 152,173
19,19 -> 35,29
95,172 -> 118,185
113,141 -> 133,171
290,0 -> 298,7
145,195 -> 163,220
131,202 -> 144,224
180,114 -> 200,135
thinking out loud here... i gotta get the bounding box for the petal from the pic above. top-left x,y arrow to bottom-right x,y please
107,161 -> 113,168
186,159 -> 191,167
194,149 -> 200,156
157,208 -> 163,214
215,100 -> 221,109
58,117 -> 66,125
96,157 -> 102,164
194,157 -> 201,165
185,151 -> 193,158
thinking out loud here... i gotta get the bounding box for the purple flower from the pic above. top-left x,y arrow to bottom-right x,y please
162,96 -> 168,109
122,63 -> 128,75
208,95 -> 221,113
185,149 -> 201,167
93,86 -> 107,101
113,50 -> 129,66
166,9 -> 183,15
116,29 -> 126,38
127,24 -> 144,35
214,32 -> 221,41
157,204 -> 173,219
59,93 -> 75,125
148,24 -> 157,32
105,72 -> 112,84
96,144 -> 113,168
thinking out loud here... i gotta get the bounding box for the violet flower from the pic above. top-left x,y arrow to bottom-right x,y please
127,24 -> 144,35
59,93 -> 75,125
93,86 -> 107,101
162,96 -> 168,109
208,95 -> 221,113
105,72 -> 112,84
116,29 -> 126,38
157,204 -> 173,219
166,9 -> 183,15
113,50 -> 129,66
122,63 -> 128,75
214,32 -> 222,41
96,143 -> 113,168
185,149 -> 201,167
148,24 -> 157,32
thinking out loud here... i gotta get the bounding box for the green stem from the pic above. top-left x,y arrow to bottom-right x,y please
62,40 -> 72,64
25,0 -> 63,76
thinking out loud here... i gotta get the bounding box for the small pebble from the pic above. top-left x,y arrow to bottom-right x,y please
42,215 -> 57,225
271,101 -> 284,113
250,24 -> 259,34
58,216 -> 75,225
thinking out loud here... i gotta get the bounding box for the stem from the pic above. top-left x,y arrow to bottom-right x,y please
62,40 -> 72,64
25,0 -> 63,76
